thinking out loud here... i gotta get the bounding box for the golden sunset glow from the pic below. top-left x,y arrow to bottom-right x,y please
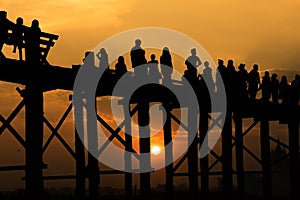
0,0 -> 299,195
151,145 -> 161,155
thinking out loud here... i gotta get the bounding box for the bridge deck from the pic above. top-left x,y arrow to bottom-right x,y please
0,59 -> 299,123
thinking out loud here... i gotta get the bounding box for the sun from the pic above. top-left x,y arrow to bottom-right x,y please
151,145 -> 161,155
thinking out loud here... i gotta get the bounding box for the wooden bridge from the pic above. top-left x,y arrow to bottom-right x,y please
0,17 -> 299,200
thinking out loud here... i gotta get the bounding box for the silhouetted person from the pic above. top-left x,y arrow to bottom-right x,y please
130,39 -> 147,77
81,51 -> 101,96
237,63 -> 249,102
279,75 -> 290,105
160,47 -> 173,84
261,71 -> 271,103
270,73 -> 279,104
24,19 -> 41,64
248,64 -> 260,102
0,11 -> 14,59
83,51 -> 95,67
12,17 -> 24,60
115,55 -> 127,77
96,48 -> 109,70
226,59 -> 239,104
201,61 -> 215,93
216,59 -> 229,97
148,54 -> 161,83
290,74 -> 300,105
185,48 -> 202,78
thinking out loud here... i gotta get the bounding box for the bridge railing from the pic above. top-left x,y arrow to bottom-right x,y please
2,22 -> 59,65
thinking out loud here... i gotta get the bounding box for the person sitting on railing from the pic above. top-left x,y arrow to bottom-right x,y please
12,17 -> 24,61
0,11 -> 14,59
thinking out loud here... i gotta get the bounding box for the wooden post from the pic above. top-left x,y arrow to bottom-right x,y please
199,109 -> 209,199
260,118 -> 272,200
75,128 -> 86,199
74,94 -> 86,199
222,110 -> 233,198
124,102 -> 132,199
288,105 -> 300,200
234,112 -> 245,199
163,103 -> 174,196
138,102 -> 151,195
86,95 -> 99,199
25,85 -> 44,199
188,102 -> 198,200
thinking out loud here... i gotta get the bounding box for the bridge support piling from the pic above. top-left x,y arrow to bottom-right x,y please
260,118 -> 272,200
75,127 -> 86,199
74,95 -> 86,199
188,103 -> 199,200
222,110 -> 233,199
163,103 -> 174,197
138,102 -> 151,195
199,110 -> 209,200
86,95 -> 99,199
234,112 -> 245,199
24,86 -> 44,199
124,103 -> 133,199
288,105 -> 300,200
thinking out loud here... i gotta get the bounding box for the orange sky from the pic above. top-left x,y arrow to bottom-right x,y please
1,0 -> 300,74
0,0 -> 299,192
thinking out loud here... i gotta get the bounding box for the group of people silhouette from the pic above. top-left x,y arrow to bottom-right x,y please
0,10 -> 41,62
92,38 -> 300,106
215,59 -> 300,106
1,11 -> 299,106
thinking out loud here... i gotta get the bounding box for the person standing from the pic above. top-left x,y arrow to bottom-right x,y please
185,48 -> 202,78
0,11 -> 14,59
96,48 -> 109,70
261,71 -> 271,103
148,54 -> 161,84
24,19 -> 41,64
279,75 -> 290,105
160,47 -> 173,84
270,73 -> 280,104
248,64 -> 260,102
130,39 -> 147,78
237,63 -> 249,102
115,55 -> 127,77
201,61 -> 215,93
12,17 -> 24,60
